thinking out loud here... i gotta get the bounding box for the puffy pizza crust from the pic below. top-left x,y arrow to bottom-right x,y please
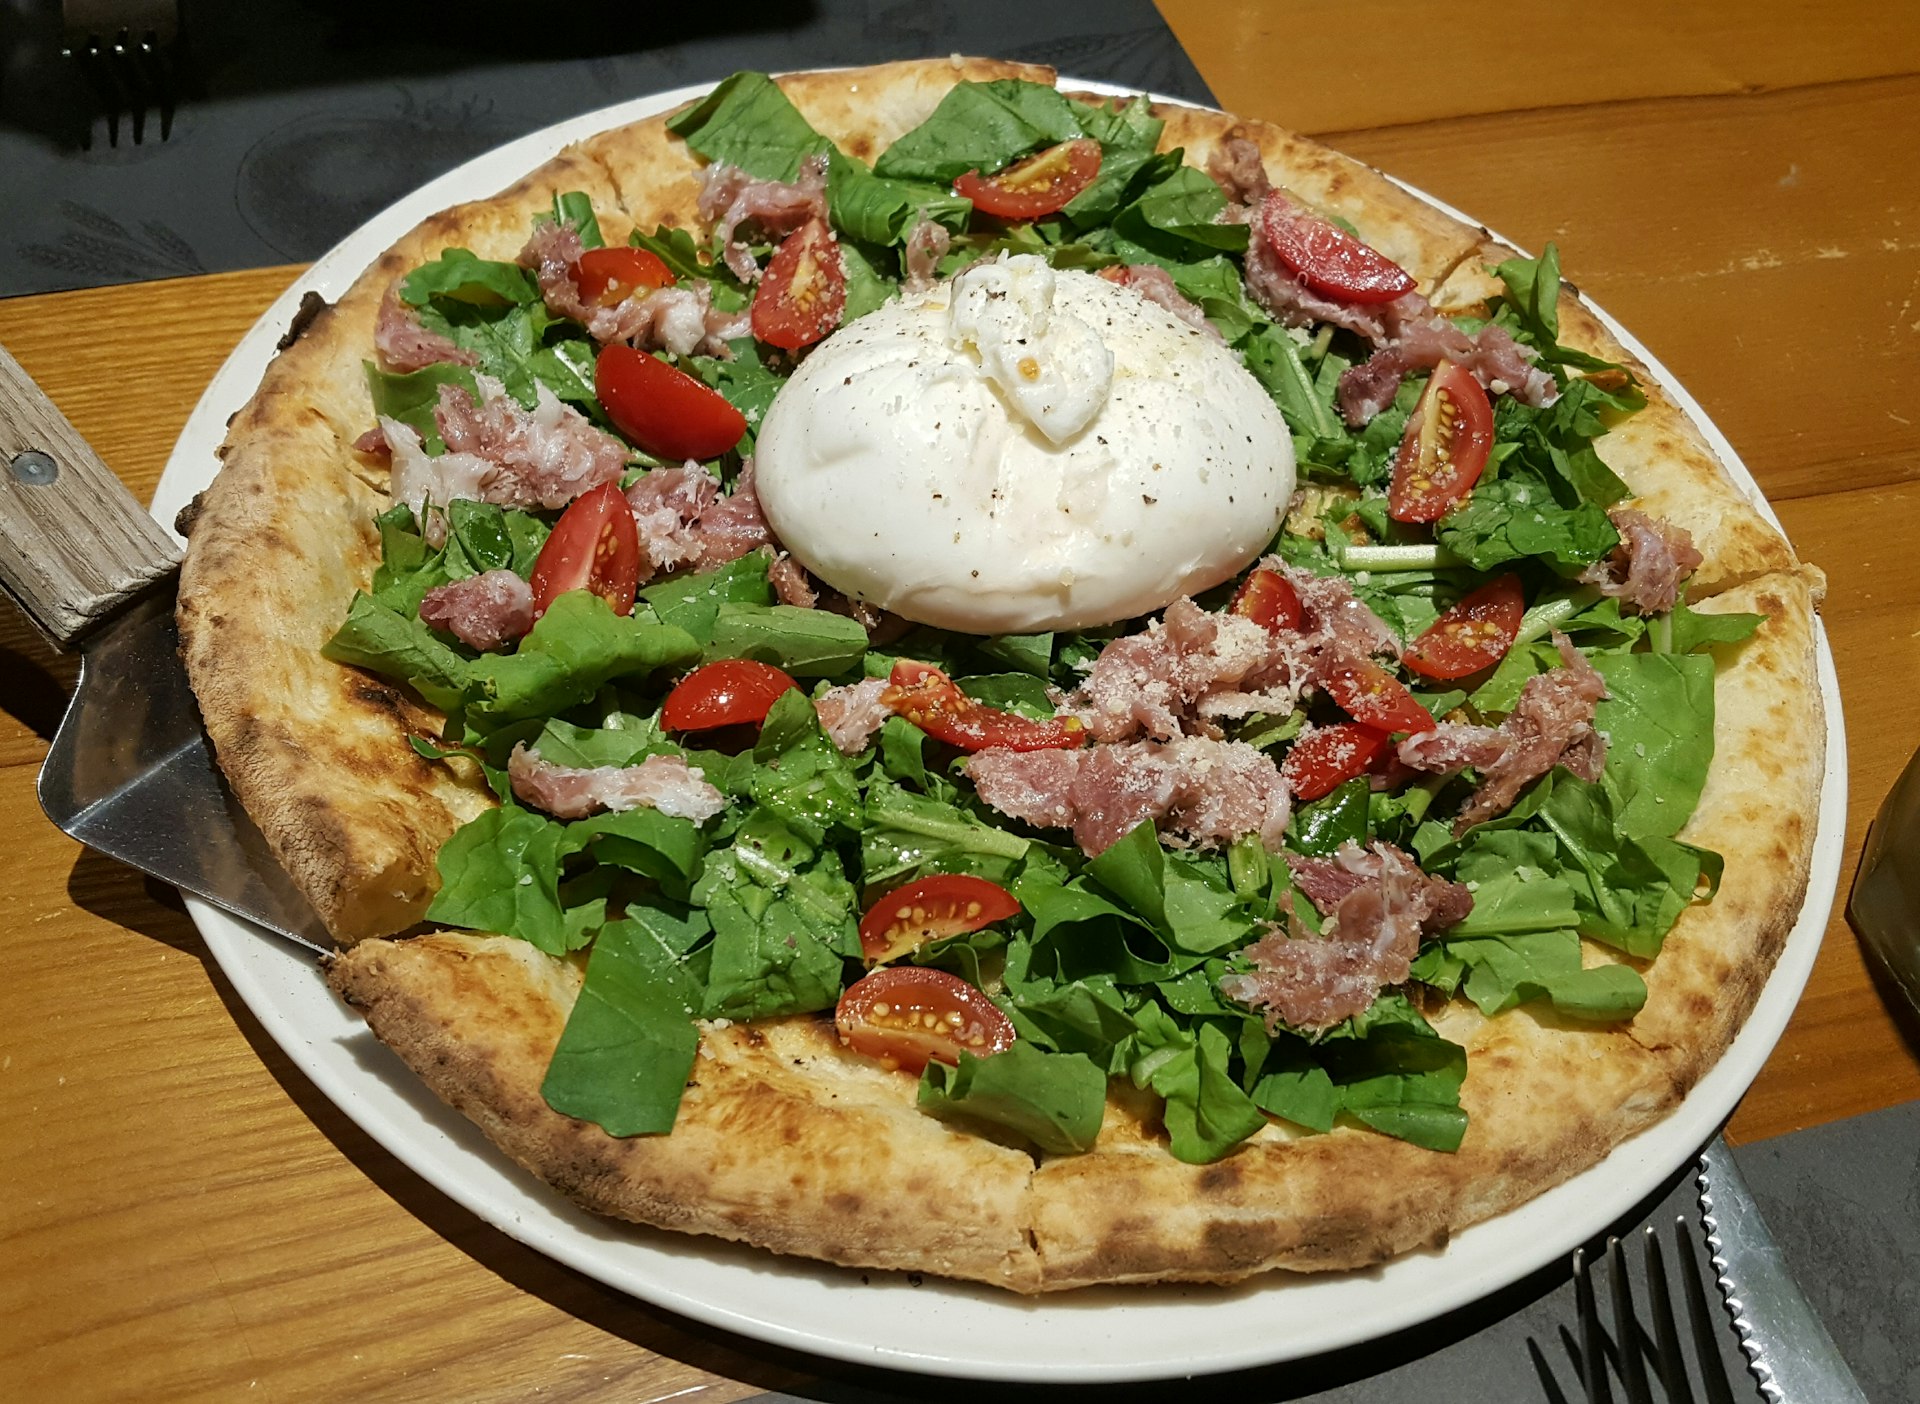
188,59 -> 1828,1289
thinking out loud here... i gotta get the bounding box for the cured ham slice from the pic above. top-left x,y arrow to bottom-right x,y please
966,736 -> 1291,857
1098,265 -> 1223,341
374,286 -> 478,372
697,154 -> 829,283
518,223 -> 747,357
418,569 -> 533,652
624,460 -> 777,585
766,553 -> 818,607
507,745 -> 726,823
1220,841 -> 1472,1031
386,373 -> 628,521
1578,505 -> 1704,615
1336,317 -> 1555,426
1397,634 -> 1609,833
1070,565 -> 1397,744
902,213 -> 952,293
1205,134 -> 1271,206
813,677 -> 890,755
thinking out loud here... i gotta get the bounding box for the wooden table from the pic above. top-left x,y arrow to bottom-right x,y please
3,4 -> 1917,1398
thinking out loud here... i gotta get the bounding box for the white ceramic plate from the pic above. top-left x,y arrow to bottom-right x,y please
148,76 -> 1849,1383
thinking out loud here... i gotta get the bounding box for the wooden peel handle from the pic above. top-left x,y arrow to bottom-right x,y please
0,340 -> 181,648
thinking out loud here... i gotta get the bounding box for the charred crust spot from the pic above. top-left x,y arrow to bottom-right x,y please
350,678 -> 406,712
828,1191 -> 863,1216
276,291 -> 331,351
173,491 -> 208,539
743,1026 -> 768,1049
1198,1159 -> 1244,1195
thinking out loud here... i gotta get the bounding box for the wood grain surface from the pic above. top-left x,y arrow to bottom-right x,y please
3,5 -> 1918,1399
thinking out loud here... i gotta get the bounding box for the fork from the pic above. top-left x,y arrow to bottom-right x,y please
1573,1222 -> 1744,1404
60,0 -> 181,147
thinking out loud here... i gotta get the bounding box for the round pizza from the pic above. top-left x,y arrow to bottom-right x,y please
174,58 -> 1826,1292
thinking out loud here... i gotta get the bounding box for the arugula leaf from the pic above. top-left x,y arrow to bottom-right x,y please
549,191 -> 604,250
1435,474 -> 1620,573
826,149 -> 970,246
1536,777 -> 1710,957
861,779 -> 1031,887
1065,93 -> 1163,150
1243,326 -> 1342,441
540,911 -> 706,1135
873,79 -> 1082,184
1249,1041 -> 1340,1132
446,499 -> 515,575
564,806 -> 707,895
628,225 -> 747,301
322,592 -> 470,712
1060,147 -> 1182,232
527,717 -> 657,770
1669,602 -> 1765,653
465,593 -> 700,727
400,248 -> 537,307
1316,994 -> 1468,1151
1126,1008 -> 1267,1163
919,1042 -> 1107,1154
1288,779 -> 1370,857
1112,165 -> 1249,258
703,602 -> 868,676
685,340 -> 786,451
1087,824 -> 1252,955
666,70 -> 832,182
639,550 -> 774,640
700,881 -> 848,1020
749,690 -> 865,843
1436,928 -> 1648,1020
1443,827 -> 1580,937
837,237 -> 898,322
425,805 -> 569,952
1592,653 -> 1715,838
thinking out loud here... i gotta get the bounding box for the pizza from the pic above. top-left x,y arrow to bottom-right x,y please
173,58 -> 1826,1293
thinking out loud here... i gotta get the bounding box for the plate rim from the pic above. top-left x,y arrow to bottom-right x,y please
149,72 -> 1849,1383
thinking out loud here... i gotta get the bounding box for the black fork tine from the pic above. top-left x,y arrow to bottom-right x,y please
1573,1247 -> 1615,1404
1605,1236 -> 1655,1404
1674,1217 -> 1739,1404
1641,1225 -> 1697,1404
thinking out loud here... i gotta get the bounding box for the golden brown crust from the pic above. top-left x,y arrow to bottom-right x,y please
1430,237 -> 1801,596
192,60 -> 1827,1291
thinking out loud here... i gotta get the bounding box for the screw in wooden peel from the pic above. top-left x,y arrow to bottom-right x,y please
9,451 -> 58,486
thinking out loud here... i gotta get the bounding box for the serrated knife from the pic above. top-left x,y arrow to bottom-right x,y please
0,340 -> 331,954
1697,1135 -> 1868,1402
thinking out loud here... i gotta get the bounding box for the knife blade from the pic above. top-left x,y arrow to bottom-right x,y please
1697,1135 -> 1868,1402
1,339 -> 330,955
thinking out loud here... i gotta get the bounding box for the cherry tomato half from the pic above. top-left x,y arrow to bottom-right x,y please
858,874 -> 1021,965
835,966 -> 1016,1075
594,344 -> 747,462
1318,656 -> 1435,736
1259,191 -> 1416,304
574,246 -> 675,306
528,480 -> 641,620
661,659 -> 798,732
1403,574 -> 1526,680
1229,567 -> 1303,634
751,217 -> 846,351
954,138 -> 1103,221
1388,360 -> 1495,523
1282,722 -> 1392,802
881,660 -> 1086,752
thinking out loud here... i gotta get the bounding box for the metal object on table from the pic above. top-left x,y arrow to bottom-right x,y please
60,0 -> 181,146
1849,742 -> 1920,1023
1573,1219 -> 1742,1404
1698,1136 -> 1869,1402
0,340 -> 330,954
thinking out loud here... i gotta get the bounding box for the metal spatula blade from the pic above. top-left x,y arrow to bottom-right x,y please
3,340 -> 329,955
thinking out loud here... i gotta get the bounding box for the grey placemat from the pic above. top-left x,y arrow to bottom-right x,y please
733,1101 -> 1919,1402
0,0 -> 1211,297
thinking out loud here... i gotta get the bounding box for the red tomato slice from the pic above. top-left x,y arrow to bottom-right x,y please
528,481 -> 641,620
835,966 -> 1016,1075
1259,191 -> 1416,304
858,875 -> 1021,965
1388,361 -> 1495,523
751,218 -> 846,350
574,246 -> 675,306
661,659 -> 798,732
1319,656 -> 1434,735
594,344 -> 747,462
954,138 -> 1103,221
1229,568 -> 1304,634
881,660 -> 1086,752
1403,574 -> 1526,680
1282,722 -> 1392,802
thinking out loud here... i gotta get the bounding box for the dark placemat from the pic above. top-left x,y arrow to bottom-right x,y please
734,1101 -> 1919,1402
0,0 -> 1211,297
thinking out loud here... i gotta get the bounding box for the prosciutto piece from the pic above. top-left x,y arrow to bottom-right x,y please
1220,841 -> 1472,1031
507,744 -> 726,823
1097,264 -> 1223,341
1578,505 -> 1703,615
623,459 -> 777,584
517,222 -> 747,356
902,213 -> 952,293
1397,634 -> 1609,833
418,569 -> 533,652
813,677 -> 891,755
1335,316 -> 1556,426
1070,564 -> 1398,745
373,286 -> 477,372
966,736 -> 1291,857
697,154 -> 829,284
1205,134 -> 1271,207
766,553 -> 818,607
